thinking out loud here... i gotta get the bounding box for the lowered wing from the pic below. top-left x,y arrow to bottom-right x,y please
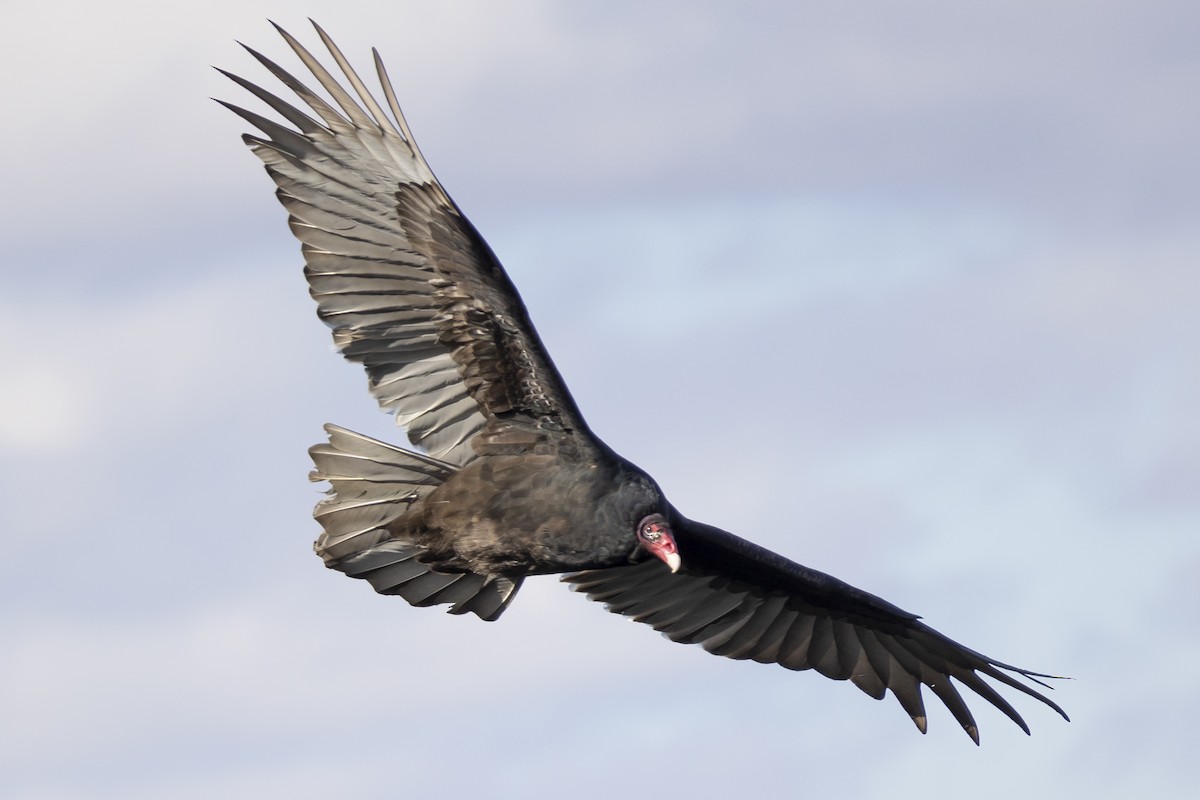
566,517 -> 1069,744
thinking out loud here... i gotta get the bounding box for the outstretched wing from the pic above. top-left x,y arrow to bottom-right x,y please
220,22 -> 591,465
565,517 -> 1069,744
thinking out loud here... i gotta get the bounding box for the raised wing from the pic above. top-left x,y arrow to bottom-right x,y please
220,22 -> 590,465
565,517 -> 1069,744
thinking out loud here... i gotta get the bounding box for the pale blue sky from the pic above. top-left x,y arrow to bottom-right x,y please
2,2 -> 1197,798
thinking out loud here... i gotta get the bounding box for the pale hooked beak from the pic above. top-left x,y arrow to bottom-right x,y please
647,530 -> 681,573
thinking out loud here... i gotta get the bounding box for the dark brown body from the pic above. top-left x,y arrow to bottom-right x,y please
404,452 -> 662,575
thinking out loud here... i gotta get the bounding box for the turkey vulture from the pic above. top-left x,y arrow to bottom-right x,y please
220,21 -> 1068,744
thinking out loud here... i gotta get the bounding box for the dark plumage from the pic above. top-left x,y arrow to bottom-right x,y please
220,20 -> 1069,744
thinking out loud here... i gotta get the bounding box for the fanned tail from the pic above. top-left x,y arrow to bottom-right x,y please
310,424 -> 522,621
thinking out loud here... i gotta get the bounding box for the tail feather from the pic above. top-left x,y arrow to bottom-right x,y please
309,423 -> 522,621
310,424 -> 452,560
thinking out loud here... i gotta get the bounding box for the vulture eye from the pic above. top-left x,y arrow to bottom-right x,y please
638,514 -> 667,542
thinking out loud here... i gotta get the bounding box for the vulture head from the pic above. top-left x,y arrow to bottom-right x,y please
637,513 -> 681,573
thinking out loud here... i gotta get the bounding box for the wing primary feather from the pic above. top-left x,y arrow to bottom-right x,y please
949,668 -> 1032,735
238,43 -> 348,131
217,68 -> 325,135
889,666 -> 930,734
926,676 -> 980,745
891,630 -> 1049,740
270,21 -> 377,130
887,633 -> 981,742
967,665 -> 1070,722
218,101 -> 315,157
308,19 -> 402,138
372,48 -> 431,170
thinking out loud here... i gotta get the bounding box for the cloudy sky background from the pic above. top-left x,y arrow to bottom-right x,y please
2,1 -> 1197,797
